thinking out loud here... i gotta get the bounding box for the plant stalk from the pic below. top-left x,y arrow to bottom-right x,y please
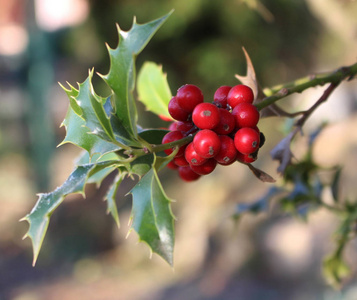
124,134 -> 193,157
256,62 -> 357,111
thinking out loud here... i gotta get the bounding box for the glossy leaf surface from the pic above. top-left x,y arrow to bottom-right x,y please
102,12 -> 172,139
22,161 -> 119,265
129,155 -> 175,265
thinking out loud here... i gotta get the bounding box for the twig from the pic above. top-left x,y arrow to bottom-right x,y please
257,62 -> 357,111
296,83 -> 338,128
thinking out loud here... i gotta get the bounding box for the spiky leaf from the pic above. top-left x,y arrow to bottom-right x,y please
59,83 -> 121,156
59,103 -> 120,157
102,12 -> 173,139
129,154 -> 175,265
235,47 -> 259,101
73,70 -> 142,149
22,160 -> 119,266
104,171 -> 125,228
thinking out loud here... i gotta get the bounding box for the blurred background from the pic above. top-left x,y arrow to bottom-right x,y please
1,0 -> 357,299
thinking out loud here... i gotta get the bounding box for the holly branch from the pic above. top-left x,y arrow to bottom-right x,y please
256,62 -> 357,111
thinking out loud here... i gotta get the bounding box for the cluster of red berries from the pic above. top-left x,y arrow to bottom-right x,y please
162,84 -> 265,182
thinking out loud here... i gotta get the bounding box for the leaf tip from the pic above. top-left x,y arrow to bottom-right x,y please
56,141 -> 64,148
96,71 -> 105,80
19,215 -> 28,223
32,256 -> 38,267
126,227 -> 133,239
104,42 -> 112,54
115,23 -> 126,42
58,81 -> 67,91
20,220 -> 41,267
20,223 -> 29,241
114,220 -> 120,229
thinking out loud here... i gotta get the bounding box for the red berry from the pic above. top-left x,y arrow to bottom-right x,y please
213,85 -> 231,108
167,160 -> 179,170
234,127 -> 260,155
193,129 -> 221,158
185,142 -> 208,166
236,151 -> 257,164
168,96 -> 190,121
178,166 -> 201,182
168,122 -> 178,131
251,125 -> 260,134
190,159 -> 217,175
192,102 -> 220,129
174,155 -> 189,167
176,84 -> 204,112
227,84 -> 254,108
213,108 -> 236,135
232,102 -> 260,128
162,130 -> 186,156
214,136 -> 237,165
175,121 -> 196,135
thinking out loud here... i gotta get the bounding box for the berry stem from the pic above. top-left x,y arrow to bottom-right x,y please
124,135 -> 194,157
256,62 -> 357,111
151,135 -> 193,153
295,83 -> 338,128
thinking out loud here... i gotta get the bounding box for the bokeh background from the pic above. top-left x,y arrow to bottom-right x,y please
1,0 -> 357,299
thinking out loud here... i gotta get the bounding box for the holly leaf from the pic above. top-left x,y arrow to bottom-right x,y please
137,62 -> 173,119
234,186 -> 282,219
21,160 -> 119,266
247,163 -> 276,183
235,48 -> 293,118
76,70 -> 115,141
139,128 -> 169,144
59,83 -> 120,157
235,47 -> 261,101
104,171 -> 125,228
129,154 -> 175,265
270,129 -> 298,174
101,11 -> 173,139
74,151 -> 119,187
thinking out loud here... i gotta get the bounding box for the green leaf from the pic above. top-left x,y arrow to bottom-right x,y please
323,254 -> 350,288
75,148 -> 120,187
129,154 -> 175,265
75,151 -> 119,166
60,76 -> 143,151
59,101 -> 120,157
22,160 -> 119,266
137,62 -> 172,119
101,11 -> 173,139
128,154 -> 154,177
59,82 -> 120,156
104,171 -> 125,228
138,128 -> 169,144
74,70 -> 118,144
105,100 -> 142,148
